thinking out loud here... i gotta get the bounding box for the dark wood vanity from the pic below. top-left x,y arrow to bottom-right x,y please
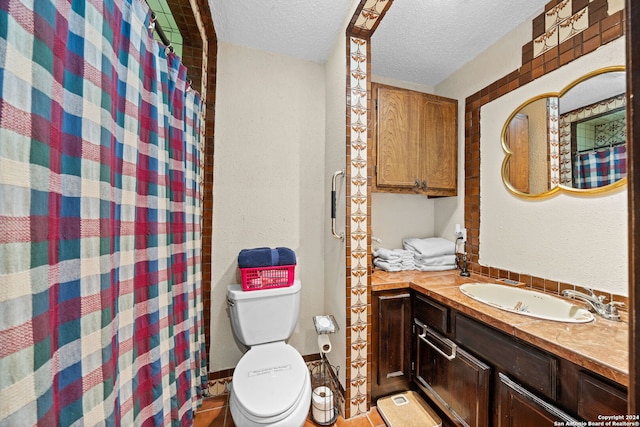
371,271 -> 629,427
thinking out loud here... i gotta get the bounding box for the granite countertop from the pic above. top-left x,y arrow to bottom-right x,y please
371,269 -> 629,387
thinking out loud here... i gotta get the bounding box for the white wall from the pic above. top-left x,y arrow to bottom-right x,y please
435,11 -> 627,296
434,14 -> 536,241
323,23 -> 348,388
480,38 -> 627,295
210,42 -> 327,371
371,193 -> 435,249
435,13 -> 628,295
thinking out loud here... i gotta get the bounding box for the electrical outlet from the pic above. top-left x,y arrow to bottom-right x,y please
455,224 -> 467,242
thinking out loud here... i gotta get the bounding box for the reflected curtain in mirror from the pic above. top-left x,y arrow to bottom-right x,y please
501,66 -> 626,198
574,145 -> 627,189
559,94 -> 627,188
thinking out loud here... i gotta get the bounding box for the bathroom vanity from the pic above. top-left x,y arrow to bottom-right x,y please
371,270 -> 629,427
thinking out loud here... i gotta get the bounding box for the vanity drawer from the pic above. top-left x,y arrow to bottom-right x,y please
414,319 -> 490,427
414,294 -> 449,334
577,372 -> 627,421
454,313 -> 558,400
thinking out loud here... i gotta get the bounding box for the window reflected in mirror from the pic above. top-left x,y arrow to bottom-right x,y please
501,66 -> 626,197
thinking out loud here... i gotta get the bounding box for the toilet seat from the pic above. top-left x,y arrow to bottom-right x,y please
232,342 -> 308,422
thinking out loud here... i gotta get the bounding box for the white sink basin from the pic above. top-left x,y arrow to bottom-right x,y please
459,283 -> 594,323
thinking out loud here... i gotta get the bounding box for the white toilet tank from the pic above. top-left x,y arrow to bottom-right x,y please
227,280 -> 301,346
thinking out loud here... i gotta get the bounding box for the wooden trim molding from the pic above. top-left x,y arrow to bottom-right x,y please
165,0 -> 217,374
626,0 -> 639,415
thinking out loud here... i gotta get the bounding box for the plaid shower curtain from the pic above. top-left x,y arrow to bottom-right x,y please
0,0 -> 207,425
573,145 -> 627,189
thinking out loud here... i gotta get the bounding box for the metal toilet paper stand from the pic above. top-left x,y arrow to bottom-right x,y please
312,315 -> 339,425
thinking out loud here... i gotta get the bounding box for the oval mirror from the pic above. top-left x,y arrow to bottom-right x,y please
501,66 -> 626,198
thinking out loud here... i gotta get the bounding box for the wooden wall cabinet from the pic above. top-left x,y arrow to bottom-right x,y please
372,83 -> 458,197
371,290 -> 412,400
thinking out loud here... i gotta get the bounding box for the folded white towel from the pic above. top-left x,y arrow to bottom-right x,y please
374,248 -> 414,260
373,259 -> 404,272
403,237 -> 456,258
377,257 -> 403,265
415,264 -> 457,272
373,248 -> 394,259
414,254 -> 457,266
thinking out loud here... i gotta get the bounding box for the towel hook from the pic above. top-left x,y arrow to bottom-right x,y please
331,170 -> 345,241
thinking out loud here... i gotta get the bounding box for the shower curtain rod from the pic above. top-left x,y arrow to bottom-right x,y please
147,5 -> 193,88
149,12 -> 173,53
575,140 -> 625,154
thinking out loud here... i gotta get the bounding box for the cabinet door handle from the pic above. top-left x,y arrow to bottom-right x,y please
415,319 -> 457,361
421,180 -> 427,189
414,178 -> 421,188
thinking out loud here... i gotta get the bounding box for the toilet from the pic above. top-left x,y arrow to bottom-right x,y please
227,280 -> 311,427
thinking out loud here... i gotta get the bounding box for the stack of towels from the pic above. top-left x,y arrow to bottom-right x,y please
373,248 -> 415,272
373,237 -> 457,272
403,237 -> 457,271
237,247 -> 297,268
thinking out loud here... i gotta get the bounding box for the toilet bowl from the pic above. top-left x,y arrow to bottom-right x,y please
230,342 -> 311,426
227,281 -> 311,427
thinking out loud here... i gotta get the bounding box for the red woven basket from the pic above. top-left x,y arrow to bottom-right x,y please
240,265 -> 295,291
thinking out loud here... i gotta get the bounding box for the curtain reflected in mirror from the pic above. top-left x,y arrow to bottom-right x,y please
501,66 -> 626,197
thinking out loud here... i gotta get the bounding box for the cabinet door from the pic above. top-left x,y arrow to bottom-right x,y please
497,373 -> 578,427
414,320 -> 490,427
376,86 -> 421,188
577,372 -> 627,421
419,97 -> 458,196
372,291 -> 412,400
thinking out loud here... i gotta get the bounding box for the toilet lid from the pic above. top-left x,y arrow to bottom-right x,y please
233,342 -> 307,418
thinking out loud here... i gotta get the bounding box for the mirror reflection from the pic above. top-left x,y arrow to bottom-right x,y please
502,67 -> 626,197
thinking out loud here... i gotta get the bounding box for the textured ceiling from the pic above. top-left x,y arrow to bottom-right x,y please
371,0 -> 549,86
210,0 -> 354,63
210,0 -> 549,87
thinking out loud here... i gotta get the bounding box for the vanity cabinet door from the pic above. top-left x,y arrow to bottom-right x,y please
454,313 -> 558,400
497,373 -> 579,427
577,372 -> 627,422
414,319 -> 490,427
373,83 -> 458,196
371,290 -> 412,400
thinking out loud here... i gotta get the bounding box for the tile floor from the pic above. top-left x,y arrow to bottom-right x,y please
194,394 -> 388,427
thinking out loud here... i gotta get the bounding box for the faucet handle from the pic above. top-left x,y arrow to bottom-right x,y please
603,302 -> 623,321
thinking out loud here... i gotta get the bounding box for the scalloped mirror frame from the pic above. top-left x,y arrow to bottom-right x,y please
500,65 -> 626,199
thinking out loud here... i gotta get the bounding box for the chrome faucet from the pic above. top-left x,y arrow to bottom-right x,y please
455,236 -> 470,277
561,288 -> 623,321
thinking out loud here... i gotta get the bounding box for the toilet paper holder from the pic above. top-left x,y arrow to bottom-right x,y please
313,315 -> 339,334
311,315 -> 339,425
